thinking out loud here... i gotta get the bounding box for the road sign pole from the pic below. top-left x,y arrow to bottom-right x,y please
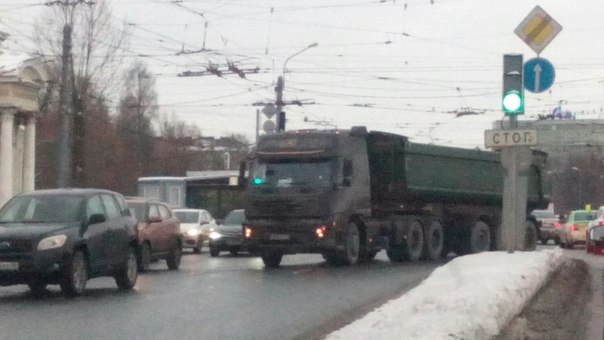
500,146 -> 532,252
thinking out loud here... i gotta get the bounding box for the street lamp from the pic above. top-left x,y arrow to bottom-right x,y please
275,42 -> 318,132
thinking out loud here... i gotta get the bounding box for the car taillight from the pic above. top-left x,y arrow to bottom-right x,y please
599,220 -> 604,227
554,222 -> 561,229
315,225 -> 326,239
569,225 -> 578,231
243,225 -> 252,238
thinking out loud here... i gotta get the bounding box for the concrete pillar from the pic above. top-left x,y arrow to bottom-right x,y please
12,120 -> 24,194
23,115 -> 35,193
0,108 -> 16,206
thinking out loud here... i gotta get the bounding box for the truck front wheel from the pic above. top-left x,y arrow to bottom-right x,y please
343,223 -> 361,265
262,252 -> 283,268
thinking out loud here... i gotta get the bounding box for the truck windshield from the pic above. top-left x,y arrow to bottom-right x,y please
250,160 -> 332,188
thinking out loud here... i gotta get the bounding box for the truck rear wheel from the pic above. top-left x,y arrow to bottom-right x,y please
467,221 -> 491,254
403,220 -> 424,261
525,220 -> 538,251
422,220 -> 444,261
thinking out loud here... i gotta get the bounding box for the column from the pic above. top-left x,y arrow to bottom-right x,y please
0,108 -> 16,206
23,114 -> 35,193
12,119 -> 24,194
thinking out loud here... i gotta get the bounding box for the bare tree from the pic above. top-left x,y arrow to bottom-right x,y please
32,0 -> 130,186
116,60 -> 158,177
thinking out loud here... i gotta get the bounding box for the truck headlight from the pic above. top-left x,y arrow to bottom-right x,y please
209,231 -> 222,240
37,235 -> 67,251
186,229 -> 201,237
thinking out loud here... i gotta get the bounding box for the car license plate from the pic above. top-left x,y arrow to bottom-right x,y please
269,234 -> 290,241
0,262 -> 18,271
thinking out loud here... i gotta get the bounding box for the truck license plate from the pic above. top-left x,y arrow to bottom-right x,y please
0,262 -> 18,271
269,234 -> 290,241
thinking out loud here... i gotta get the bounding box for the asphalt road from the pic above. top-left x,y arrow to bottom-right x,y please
0,250 -> 441,340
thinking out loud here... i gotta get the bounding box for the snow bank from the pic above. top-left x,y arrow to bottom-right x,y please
326,249 -> 564,340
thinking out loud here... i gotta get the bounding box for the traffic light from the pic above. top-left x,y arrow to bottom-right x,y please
502,54 -> 524,116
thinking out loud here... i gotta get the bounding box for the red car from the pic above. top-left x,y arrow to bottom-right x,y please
126,198 -> 182,271
586,225 -> 604,255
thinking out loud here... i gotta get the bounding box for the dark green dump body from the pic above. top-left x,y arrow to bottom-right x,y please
366,132 -> 547,209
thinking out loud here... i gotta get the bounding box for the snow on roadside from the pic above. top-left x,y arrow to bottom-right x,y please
326,249 -> 564,340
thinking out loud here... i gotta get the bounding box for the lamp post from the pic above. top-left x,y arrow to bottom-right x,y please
275,42 -> 318,132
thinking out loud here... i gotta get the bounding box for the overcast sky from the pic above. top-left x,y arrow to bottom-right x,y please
2,0 -> 604,147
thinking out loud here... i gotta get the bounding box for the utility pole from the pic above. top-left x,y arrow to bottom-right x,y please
275,76 -> 284,131
57,23 -> 72,188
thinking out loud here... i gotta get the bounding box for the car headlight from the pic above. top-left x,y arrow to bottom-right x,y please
209,231 -> 222,240
186,229 -> 201,237
37,235 -> 67,251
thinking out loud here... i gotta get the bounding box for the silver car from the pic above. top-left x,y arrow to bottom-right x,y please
173,209 -> 217,254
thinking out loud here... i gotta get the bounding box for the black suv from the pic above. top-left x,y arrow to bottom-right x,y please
0,188 -> 139,297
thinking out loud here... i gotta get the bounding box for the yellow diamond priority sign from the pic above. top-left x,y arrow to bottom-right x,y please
514,6 -> 562,55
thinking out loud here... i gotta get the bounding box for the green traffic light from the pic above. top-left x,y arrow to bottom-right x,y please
502,91 -> 523,113
253,177 -> 263,185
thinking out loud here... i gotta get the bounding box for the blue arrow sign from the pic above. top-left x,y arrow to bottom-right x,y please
524,57 -> 555,93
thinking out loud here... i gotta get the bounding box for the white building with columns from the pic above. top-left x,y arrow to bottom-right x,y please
0,38 -> 51,206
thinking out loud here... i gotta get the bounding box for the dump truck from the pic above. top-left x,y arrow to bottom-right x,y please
242,127 -> 549,268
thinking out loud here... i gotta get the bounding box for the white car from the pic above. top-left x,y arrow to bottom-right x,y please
587,206 -> 604,232
173,209 -> 217,254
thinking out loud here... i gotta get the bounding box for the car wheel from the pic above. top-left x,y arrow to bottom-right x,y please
554,237 -> 560,245
138,242 -> 152,272
115,246 -> 138,290
166,241 -> 182,270
262,252 -> 283,268
28,281 -> 47,298
209,245 -> 220,257
61,250 -> 88,297
229,249 -> 239,256
567,241 -> 574,249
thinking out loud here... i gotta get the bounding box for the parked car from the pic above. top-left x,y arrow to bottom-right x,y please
530,209 -> 561,244
209,209 -> 245,257
173,208 -> 217,254
0,188 -> 139,297
559,209 -> 596,249
126,198 -> 182,272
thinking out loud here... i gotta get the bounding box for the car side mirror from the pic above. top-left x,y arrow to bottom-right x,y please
89,213 -> 106,225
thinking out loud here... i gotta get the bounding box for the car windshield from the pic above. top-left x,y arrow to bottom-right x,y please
128,204 -> 146,222
0,194 -> 83,223
223,210 -> 245,225
250,160 -> 332,188
174,211 -> 199,224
